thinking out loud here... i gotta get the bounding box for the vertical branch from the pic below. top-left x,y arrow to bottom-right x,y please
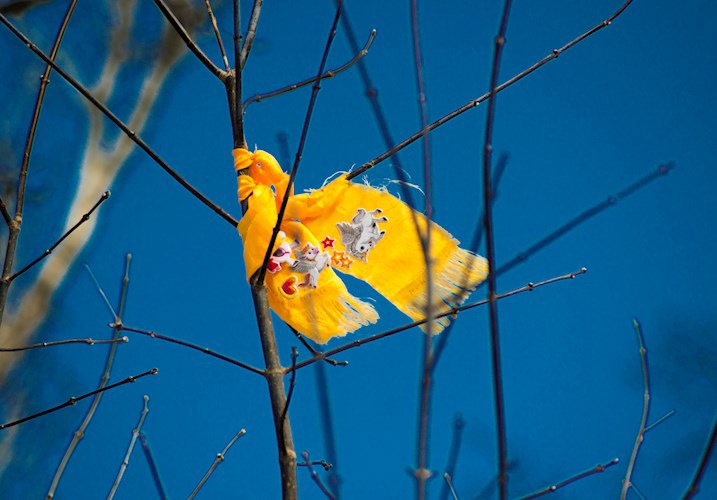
315,354 -> 341,496
254,0 -> 344,286
231,0 -> 247,149
249,286 -> 297,498
204,0 -> 230,70
482,2 -> 513,499
107,395 -> 150,499
0,0 -> 78,329
139,432 -> 169,500
439,415 -> 466,500
47,254 -> 132,499
409,0 -> 435,498
620,319 -> 651,500
683,415 -> 717,499
227,0 -> 298,497
240,0 -> 263,69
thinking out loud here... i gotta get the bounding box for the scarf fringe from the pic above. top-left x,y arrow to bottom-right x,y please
401,247 -> 488,332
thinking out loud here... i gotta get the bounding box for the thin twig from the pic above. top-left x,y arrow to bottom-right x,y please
188,429 -> 247,500
0,369 -> 158,430
239,0 -> 263,69
346,0 -> 635,180
621,319 -> 651,500
291,327 -> 348,366
281,347 -> 299,423
204,0 -> 229,70
497,163 -> 673,276
443,473 -> 460,500
301,451 -> 336,500
644,409 -> 675,433
429,155 -> 508,378
0,13 -> 239,227
682,415 -> 717,499
255,1 -> 343,285
139,432 -> 169,500
85,264 -> 118,319
0,0 -> 77,329
518,458 -> 620,499
242,29 -> 376,111
297,459 -> 333,471
0,196 -> 11,226
289,268 -> 587,373
314,355 -> 342,497
152,0 -> 225,80
9,191 -> 109,282
47,257 -> 132,498
439,415 -> 466,500
235,0 -> 246,149
410,0 -> 435,495
119,325 -> 264,376
107,395 -> 150,499
482,2 -> 513,497
117,253 -> 132,320
0,336 -> 127,352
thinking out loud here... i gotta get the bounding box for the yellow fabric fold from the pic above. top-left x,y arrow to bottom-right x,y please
234,149 -> 378,343
288,176 -> 489,331
233,148 -> 488,342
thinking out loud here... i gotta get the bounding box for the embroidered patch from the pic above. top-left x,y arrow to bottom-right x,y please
280,275 -> 299,297
267,231 -> 298,273
320,236 -> 335,249
331,250 -> 353,270
290,243 -> 331,289
335,208 -> 388,263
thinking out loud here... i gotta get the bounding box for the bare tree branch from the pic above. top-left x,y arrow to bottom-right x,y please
8,191 -> 109,282
620,319 -> 651,500
481,2 -> 514,496
255,0 -> 344,286
289,268 -> 587,373
346,0 -> 635,179
152,0 -> 225,79
107,395 -> 150,499
204,0 -> 229,70
242,29 -> 376,111
439,415 -> 466,500
0,336 -> 127,352
0,13 -> 239,227
47,255 -> 133,498
497,163 -> 673,276
119,325 -> 264,376
518,458 -> 620,499
0,369 -> 158,431
280,347 -> 298,423
683,415 -> 717,499
240,0 -> 263,69
443,473 -> 460,500
188,429 -> 247,500
300,451 -> 336,500
139,432 -> 169,500
409,0 -> 436,496
0,0 -> 77,328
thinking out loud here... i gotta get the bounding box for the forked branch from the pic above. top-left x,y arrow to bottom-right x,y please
242,29 -> 376,111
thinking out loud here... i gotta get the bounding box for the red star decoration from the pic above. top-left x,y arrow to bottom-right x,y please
321,236 -> 335,249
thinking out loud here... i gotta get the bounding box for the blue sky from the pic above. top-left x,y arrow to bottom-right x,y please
1,0 -> 715,498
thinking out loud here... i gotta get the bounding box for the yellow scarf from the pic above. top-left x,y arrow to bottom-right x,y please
234,148 -> 488,343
